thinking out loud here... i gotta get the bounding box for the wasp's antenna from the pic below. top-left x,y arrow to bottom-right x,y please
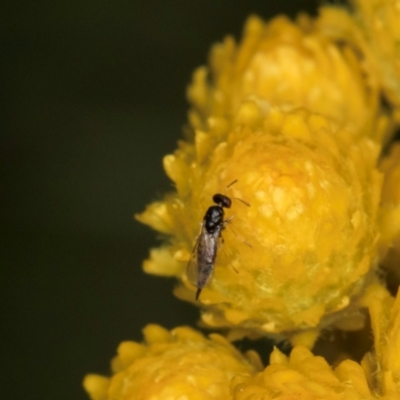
227,179 -> 238,188
234,197 -> 251,207
226,180 -> 251,207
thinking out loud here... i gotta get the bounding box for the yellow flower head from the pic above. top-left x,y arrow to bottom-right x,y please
137,107 -> 383,339
233,283 -> 400,399
232,345 -> 374,400
187,14 -> 388,142
83,324 -> 260,400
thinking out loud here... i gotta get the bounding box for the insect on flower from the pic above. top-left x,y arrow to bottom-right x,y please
187,180 -> 250,301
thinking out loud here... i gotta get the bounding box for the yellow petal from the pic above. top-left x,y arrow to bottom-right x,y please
82,374 -> 109,400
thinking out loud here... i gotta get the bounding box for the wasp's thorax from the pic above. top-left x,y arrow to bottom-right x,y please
204,206 -> 224,233
203,193 -> 232,234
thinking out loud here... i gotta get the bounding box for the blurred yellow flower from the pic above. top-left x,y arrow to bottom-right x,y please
83,290 -> 400,400
233,345 -> 374,400
232,287 -> 400,400
137,107 -> 383,342
187,13 -> 390,143
349,0 -> 400,113
83,324 -> 261,400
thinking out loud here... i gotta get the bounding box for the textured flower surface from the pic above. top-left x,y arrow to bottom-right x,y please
231,287 -> 400,400
83,291 -> 400,400
187,14 -> 389,143
83,324 -> 260,400
233,345 -> 374,400
137,107 -> 383,341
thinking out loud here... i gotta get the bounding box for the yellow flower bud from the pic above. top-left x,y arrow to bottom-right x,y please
137,108 -> 383,339
83,324 -> 260,400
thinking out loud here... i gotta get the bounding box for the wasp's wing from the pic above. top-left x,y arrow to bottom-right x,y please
186,237 -> 200,286
187,252 -> 215,289
187,224 -> 217,289
187,223 -> 204,286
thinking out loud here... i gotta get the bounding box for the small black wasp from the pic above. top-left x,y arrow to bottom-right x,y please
187,180 -> 250,300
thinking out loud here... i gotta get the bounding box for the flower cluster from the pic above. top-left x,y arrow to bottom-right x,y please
85,0 -> 400,398
135,5 -> 396,343
85,288 -> 400,399
84,324 -> 260,400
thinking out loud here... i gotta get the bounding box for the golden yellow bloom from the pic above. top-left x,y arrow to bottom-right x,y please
349,0 -> 400,113
232,345 -> 374,400
231,288 -> 400,399
187,13 -> 389,143
83,290 -> 400,400
137,107 -> 383,341
83,324 -> 260,400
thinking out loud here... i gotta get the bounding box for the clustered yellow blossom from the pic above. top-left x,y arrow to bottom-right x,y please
83,324 -> 261,400
233,284 -> 400,400
136,7 -> 395,343
85,0 -> 400,399
233,346 -> 374,400
187,13 -> 390,143
84,289 -> 400,399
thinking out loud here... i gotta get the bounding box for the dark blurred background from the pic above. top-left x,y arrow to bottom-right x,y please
1,1 -> 318,399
